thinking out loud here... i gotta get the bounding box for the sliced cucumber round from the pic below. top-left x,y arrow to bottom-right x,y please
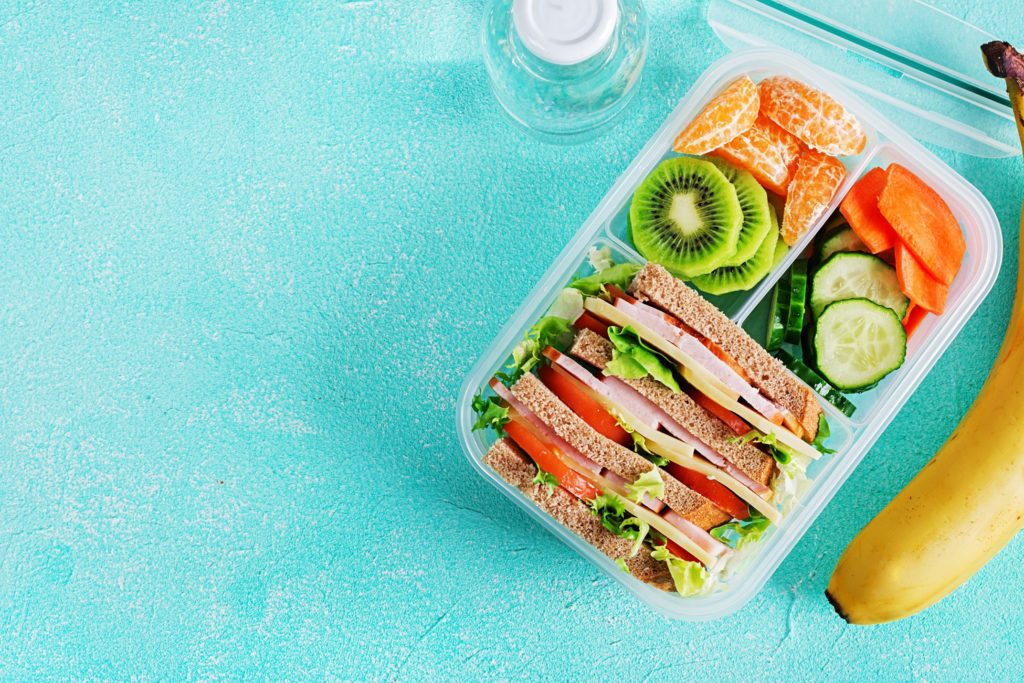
810,252 -> 909,319
775,349 -> 856,417
814,298 -> 906,392
785,260 -> 809,345
816,227 -> 868,263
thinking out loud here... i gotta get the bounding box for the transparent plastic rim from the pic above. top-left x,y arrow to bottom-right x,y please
456,47 -> 1002,620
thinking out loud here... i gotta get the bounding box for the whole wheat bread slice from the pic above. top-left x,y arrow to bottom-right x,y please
628,262 -> 822,440
484,438 -> 673,590
510,372 -> 730,530
569,328 -> 775,486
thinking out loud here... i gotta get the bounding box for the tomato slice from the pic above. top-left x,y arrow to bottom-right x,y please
664,539 -> 699,563
605,284 -> 638,304
666,463 -> 750,520
690,389 -> 751,436
573,311 -> 610,338
504,417 -> 600,502
539,364 -> 631,446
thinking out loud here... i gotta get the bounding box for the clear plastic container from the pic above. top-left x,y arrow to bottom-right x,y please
457,3 -> 1006,620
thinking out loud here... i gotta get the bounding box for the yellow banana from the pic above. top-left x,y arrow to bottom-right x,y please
825,41 -> 1024,625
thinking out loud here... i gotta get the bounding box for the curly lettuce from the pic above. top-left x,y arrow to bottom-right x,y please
813,413 -> 835,454
569,262 -> 642,297
604,326 -> 682,393
626,469 -> 665,504
471,393 -> 509,435
710,511 -> 770,550
651,544 -> 711,596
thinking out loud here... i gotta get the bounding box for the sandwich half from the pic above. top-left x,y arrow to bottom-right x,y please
473,258 -> 830,595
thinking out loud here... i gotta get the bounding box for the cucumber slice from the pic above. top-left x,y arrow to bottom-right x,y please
817,227 -> 868,263
775,349 -> 856,417
784,260 -> 808,345
810,252 -> 909,319
814,298 -> 906,392
766,278 -> 789,351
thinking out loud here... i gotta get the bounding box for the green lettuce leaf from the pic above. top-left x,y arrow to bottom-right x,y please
614,557 -> 631,573
728,430 -> 792,465
604,326 -> 682,393
588,246 -> 615,272
613,415 -> 669,466
471,393 -> 509,435
569,263 -> 642,297
499,315 -> 574,386
618,517 -> 650,557
590,493 -> 628,536
626,469 -> 665,503
710,511 -> 770,549
650,544 -> 711,596
813,413 -> 836,454
532,467 -> 558,492
547,287 -> 584,322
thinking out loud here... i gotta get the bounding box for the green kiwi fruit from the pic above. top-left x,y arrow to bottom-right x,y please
629,157 -> 743,278
706,157 -> 773,267
692,205 -> 780,295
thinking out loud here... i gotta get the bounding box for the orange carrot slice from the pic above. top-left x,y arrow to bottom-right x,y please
903,303 -> 929,339
878,164 -> 964,285
839,168 -> 898,253
673,76 -> 759,155
895,242 -> 949,314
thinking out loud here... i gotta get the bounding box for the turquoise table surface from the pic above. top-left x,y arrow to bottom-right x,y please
3,1 -> 1024,680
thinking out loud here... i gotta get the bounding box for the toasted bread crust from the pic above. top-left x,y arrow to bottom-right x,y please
569,329 -> 775,486
628,263 -> 822,439
510,372 -> 729,530
484,438 -> 673,590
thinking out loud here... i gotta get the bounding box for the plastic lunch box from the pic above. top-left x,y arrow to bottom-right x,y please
456,0 -> 1012,620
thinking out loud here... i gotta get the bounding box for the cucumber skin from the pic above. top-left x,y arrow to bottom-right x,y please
813,298 -> 907,393
775,349 -> 857,417
785,260 -> 809,345
766,279 -> 789,351
816,227 -> 868,264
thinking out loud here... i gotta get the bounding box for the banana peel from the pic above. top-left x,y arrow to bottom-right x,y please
825,42 -> 1024,625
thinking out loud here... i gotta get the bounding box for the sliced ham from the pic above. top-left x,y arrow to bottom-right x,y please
551,350 -> 773,499
662,509 -> 730,559
490,380 -> 602,475
602,470 -> 664,513
613,298 -> 787,425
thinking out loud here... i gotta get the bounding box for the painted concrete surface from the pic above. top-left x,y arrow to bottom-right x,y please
1,1 -> 1023,679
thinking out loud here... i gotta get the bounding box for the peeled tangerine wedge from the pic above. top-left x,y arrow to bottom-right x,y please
759,76 -> 867,157
673,75 -> 759,155
782,151 -> 846,246
713,114 -> 803,196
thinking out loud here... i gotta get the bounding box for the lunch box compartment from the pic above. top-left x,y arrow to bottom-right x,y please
458,4 -> 1005,620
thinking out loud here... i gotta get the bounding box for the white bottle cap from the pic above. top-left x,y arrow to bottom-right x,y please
512,0 -> 619,66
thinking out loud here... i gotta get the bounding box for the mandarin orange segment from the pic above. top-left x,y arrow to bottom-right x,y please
759,76 -> 867,157
673,75 -> 759,155
712,114 -> 802,195
782,150 -> 846,246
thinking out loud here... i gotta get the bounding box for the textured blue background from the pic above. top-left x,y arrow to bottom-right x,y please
2,1 -> 1023,680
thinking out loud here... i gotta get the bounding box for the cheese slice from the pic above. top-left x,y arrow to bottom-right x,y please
584,297 -> 821,463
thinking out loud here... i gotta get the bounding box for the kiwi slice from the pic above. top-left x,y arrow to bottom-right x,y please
629,157 -> 743,278
706,157 -> 773,267
692,206 -> 781,295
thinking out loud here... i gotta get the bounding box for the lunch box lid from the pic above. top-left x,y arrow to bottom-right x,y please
706,0 -> 1018,158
